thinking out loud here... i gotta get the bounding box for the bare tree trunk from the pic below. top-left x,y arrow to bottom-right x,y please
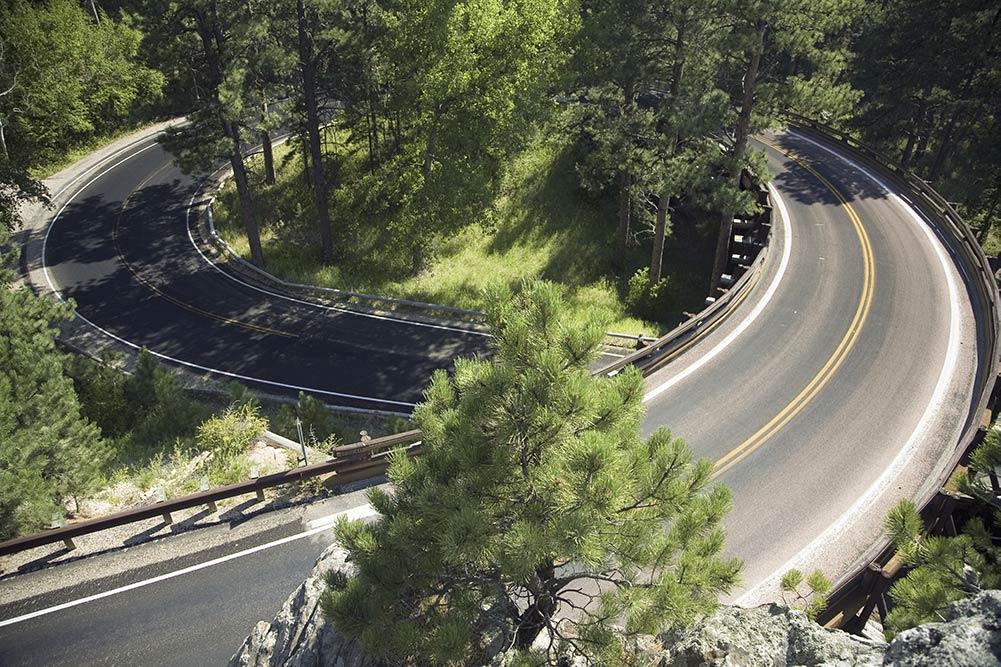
297,0 -> 334,264
901,97 -> 928,170
651,191 -> 669,284
229,122 -> 265,267
650,12 -> 686,285
422,110 -> 442,182
711,21 -> 764,293
0,122 -> 7,161
198,12 -> 263,267
88,0 -> 101,24
261,130 -> 276,185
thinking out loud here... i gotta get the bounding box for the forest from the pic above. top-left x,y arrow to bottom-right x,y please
0,0 -> 999,563
3,0 -> 998,315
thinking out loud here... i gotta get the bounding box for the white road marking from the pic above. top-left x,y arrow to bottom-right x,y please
39,145 -> 417,410
0,504 -> 378,629
643,182 -> 794,402
735,130 -> 965,605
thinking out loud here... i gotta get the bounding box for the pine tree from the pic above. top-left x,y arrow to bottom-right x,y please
883,427 -> 1001,637
0,231 -> 108,539
322,281 -> 741,665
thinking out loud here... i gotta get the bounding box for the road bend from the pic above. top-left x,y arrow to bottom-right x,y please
0,129 -> 982,665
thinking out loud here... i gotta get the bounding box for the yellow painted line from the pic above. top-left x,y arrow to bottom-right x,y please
113,163 -> 297,338
711,139 -> 876,479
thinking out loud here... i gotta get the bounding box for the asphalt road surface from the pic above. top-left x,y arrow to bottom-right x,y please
0,127 -> 984,665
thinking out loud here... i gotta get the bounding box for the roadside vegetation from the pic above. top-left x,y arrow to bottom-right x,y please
880,426 -> 1001,636
212,130 -> 715,335
323,281 -> 742,664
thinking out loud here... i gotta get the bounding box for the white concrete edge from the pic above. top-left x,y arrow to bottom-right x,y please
734,130 -> 966,606
643,181 -> 794,402
0,504 -> 378,629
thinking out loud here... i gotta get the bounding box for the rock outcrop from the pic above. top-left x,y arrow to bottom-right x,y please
229,544 -> 378,667
654,603 -> 885,666
232,546 -> 1001,667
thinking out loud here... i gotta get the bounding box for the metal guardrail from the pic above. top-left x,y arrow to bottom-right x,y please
0,165 -> 775,559
197,164 -> 487,323
0,430 -> 422,557
783,113 -> 1001,630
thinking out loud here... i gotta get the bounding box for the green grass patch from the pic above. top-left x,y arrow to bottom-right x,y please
214,130 -> 717,337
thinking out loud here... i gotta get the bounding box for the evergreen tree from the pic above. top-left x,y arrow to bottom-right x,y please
883,429 -> 1001,636
322,281 -> 741,664
0,230 -> 108,539
709,0 -> 862,290
147,0 -> 269,266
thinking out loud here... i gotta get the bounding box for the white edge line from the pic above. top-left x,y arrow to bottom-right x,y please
734,130 -> 964,605
642,181 -> 793,402
185,190 -> 491,338
39,146 -> 416,409
0,504 -> 378,628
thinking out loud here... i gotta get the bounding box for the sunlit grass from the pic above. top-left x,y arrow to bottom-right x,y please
213,133 -> 715,337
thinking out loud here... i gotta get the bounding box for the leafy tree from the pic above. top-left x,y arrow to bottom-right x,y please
0,230 -> 108,539
322,281 -> 741,664
0,0 -> 163,168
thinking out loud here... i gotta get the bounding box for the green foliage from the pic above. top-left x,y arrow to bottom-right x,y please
625,267 -> 676,321
850,0 -> 1001,242
0,229 -> 108,538
0,0 -> 163,171
322,281 -> 741,664
197,403 -> 268,461
779,568 -> 832,620
883,481 -> 1001,636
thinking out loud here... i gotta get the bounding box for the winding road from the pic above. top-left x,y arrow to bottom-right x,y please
0,124 -> 987,665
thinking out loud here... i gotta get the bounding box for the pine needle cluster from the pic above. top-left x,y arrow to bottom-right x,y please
322,280 -> 741,665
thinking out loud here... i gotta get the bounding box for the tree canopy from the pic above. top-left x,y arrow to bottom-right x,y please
322,281 -> 741,664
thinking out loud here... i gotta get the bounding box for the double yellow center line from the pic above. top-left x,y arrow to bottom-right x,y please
113,162 -> 296,338
711,140 -> 876,479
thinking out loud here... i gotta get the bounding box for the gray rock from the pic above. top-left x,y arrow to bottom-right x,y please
884,590 -> 1001,667
228,543 -> 380,667
232,553 -> 1001,667
654,603 -> 884,667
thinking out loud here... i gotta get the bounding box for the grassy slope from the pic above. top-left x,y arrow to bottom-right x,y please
214,133 -> 717,337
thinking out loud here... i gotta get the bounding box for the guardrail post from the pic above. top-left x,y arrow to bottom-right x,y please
154,488 -> 173,525
250,465 -> 265,501
199,477 -> 218,514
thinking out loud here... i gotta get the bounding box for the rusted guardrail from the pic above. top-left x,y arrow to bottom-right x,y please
0,430 -> 422,558
783,113 -> 1001,631
0,171 -> 774,559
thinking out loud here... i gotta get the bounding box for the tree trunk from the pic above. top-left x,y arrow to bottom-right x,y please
229,122 -> 265,267
616,172 -> 631,269
514,561 -> 557,650
651,190 -> 670,284
0,122 -> 7,161
297,0 -> 334,264
260,129 -> 276,185
422,109 -> 442,182
711,22 -> 764,293
651,12 -> 686,285
901,97 -> 927,170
